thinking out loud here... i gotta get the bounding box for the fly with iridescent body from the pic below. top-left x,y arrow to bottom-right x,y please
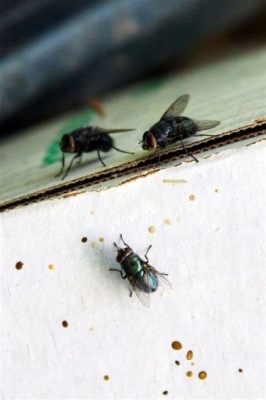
55,126 -> 135,179
110,235 -> 171,307
141,94 -> 220,161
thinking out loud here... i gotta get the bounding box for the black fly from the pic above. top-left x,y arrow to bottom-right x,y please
141,94 -> 220,161
55,126 -> 135,180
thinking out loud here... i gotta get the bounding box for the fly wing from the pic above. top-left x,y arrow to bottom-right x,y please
146,265 -> 172,290
95,127 -> 135,135
161,94 -> 190,120
127,275 -> 151,308
194,120 -> 220,131
127,265 -> 171,307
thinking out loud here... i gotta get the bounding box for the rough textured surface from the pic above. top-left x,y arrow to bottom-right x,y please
1,141 -> 265,399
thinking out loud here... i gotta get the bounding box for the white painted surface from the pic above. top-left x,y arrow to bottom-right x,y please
1,142 -> 266,399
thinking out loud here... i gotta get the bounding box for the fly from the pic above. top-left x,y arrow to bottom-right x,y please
141,94 -> 220,162
55,126 -> 135,180
110,235 -> 170,307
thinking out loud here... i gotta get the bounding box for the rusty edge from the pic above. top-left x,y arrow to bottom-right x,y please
1,122 -> 265,213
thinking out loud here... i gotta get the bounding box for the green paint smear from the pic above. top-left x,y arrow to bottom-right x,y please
132,77 -> 167,97
42,109 -> 94,167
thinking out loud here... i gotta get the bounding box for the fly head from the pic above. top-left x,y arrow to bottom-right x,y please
114,241 -> 133,264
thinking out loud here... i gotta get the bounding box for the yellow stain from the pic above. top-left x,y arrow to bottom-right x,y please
91,241 -> 100,249
148,226 -> 156,233
163,179 -> 187,184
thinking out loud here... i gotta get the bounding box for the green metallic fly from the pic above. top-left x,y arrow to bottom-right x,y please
110,235 -> 171,307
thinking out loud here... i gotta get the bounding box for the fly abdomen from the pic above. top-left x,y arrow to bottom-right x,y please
173,117 -> 197,139
137,272 -> 158,293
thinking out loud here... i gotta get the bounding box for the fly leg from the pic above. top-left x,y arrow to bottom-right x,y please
156,148 -> 161,163
120,234 -> 130,247
109,268 -> 127,279
54,153 -> 65,177
144,245 -> 168,276
112,145 -> 134,155
97,149 -> 106,167
180,137 -> 198,163
76,153 -> 83,165
113,242 -> 119,250
62,152 -> 81,180
110,267 -> 132,297
144,245 -> 152,263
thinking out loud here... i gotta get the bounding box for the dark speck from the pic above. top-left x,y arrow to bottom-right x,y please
171,340 -> 182,350
15,261 -> 23,270
162,390 -> 168,395
175,360 -> 180,366
62,320 -> 68,328
81,237 -> 88,243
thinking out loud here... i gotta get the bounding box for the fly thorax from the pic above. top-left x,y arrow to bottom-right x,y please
122,254 -> 143,276
71,128 -> 90,152
135,269 -> 145,279
150,120 -> 174,146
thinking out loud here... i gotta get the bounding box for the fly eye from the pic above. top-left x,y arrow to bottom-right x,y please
148,133 -> 157,148
61,134 -> 75,152
141,132 -> 148,149
116,251 -> 124,263
143,132 -> 157,149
